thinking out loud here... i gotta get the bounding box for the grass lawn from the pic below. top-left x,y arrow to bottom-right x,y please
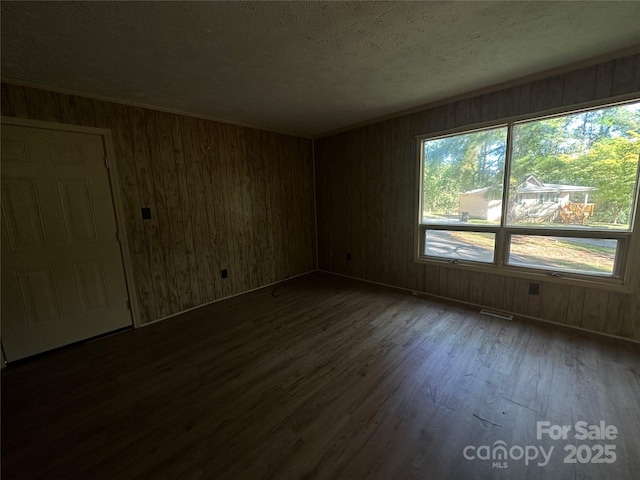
451,231 -> 615,274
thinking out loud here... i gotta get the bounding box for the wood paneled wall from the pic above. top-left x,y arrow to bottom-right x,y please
316,53 -> 640,341
2,83 -> 316,324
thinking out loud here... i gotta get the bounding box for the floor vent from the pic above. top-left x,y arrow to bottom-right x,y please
480,309 -> 513,321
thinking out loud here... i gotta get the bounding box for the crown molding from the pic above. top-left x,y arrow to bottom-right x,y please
1,76 -> 312,139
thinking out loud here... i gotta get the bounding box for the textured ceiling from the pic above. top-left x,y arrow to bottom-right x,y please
2,1 -> 640,137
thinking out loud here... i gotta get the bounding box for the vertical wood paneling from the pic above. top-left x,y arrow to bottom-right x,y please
399,116 -> 415,289
562,66 -> 597,106
1,83 -> 11,115
202,120 -> 225,297
219,122 -> 242,293
260,131 -> 278,281
546,74 -> 564,109
233,126 -> 254,287
468,96 -> 483,125
530,78 -> 549,112
240,129 -> 258,289
182,115 -> 214,304
428,106 -> 447,133
623,229 -> 640,340
511,279 -> 530,316
604,292 -> 627,336
245,128 -> 267,287
496,86 -> 518,119
316,53 -> 640,341
469,272 -> 486,305
304,137 -> 315,269
540,283 -> 570,324
73,96 -> 97,127
57,94 -> 78,124
146,111 -> 180,314
170,114 -> 198,310
276,132 -> 290,279
573,65 -> 598,104
422,265 -> 439,296
103,102 -> 155,324
5,85 -> 30,118
480,91 -> 498,123
129,107 -> 166,320
365,126 -> 377,282
517,83 -> 532,115
348,130 -> 358,277
624,295 -> 640,341
611,54 -> 640,96
2,82 -> 315,325
387,119 -> 405,287
445,103 -> 456,130
501,277 -> 516,312
565,286 -> 585,327
281,133 -> 298,274
525,283 -> 541,318
379,121 -> 394,284
91,99 -> 107,128
454,99 -> 470,127
23,87 -> 62,122
306,138 -> 317,266
156,111 -> 191,310
233,127 -> 254,291
437,267 -> 448,296
580,289 -> 609,332
314,137 -> 329,270
446,268 -> 462,301
287,136 -> 303,276
594,60 -> 615,99
482,274 -> 505,310
277,132 -> 293,280
404,116 -> 421,290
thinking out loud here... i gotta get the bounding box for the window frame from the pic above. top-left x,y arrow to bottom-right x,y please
414,97 -> 640,290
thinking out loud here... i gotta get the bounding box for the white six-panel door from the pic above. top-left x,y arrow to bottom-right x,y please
1,123 -> 133,361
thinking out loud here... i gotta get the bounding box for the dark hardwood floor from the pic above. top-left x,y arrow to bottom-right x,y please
2,272 -> 640,479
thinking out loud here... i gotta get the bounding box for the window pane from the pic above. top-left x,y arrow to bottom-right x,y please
424,230 -> 495,263
508,102 -> 640,231
508,235 -> 617,276
422,127 -> 507,226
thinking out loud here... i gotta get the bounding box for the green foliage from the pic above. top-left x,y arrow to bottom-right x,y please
510,104 -> 640,225
422,102 -> 640,225
423,127 -> 506,215
565,133 -> 640,224
422,160 -> 460,213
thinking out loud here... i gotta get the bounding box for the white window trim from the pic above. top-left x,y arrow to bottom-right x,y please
414,97 -> 640,293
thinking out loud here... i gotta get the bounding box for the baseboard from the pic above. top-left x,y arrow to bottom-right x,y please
318,270 -> 640,345
140,269 -> 319,328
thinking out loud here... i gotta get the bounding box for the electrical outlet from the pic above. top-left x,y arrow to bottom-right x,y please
141,207 -> 151,220
529,282 -> 540,295
221,269 -> 228,279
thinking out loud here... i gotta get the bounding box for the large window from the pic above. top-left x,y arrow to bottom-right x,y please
417,100 -> 640,283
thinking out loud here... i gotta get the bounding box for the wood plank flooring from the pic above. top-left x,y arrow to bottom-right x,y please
2,272 -> 640,479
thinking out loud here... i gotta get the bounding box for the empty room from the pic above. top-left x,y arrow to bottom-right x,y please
2,2 -> 640,479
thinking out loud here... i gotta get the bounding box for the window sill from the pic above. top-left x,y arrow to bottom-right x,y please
413,255 -> 632,294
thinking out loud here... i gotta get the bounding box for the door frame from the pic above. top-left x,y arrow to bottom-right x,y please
1,116 -> 141,328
